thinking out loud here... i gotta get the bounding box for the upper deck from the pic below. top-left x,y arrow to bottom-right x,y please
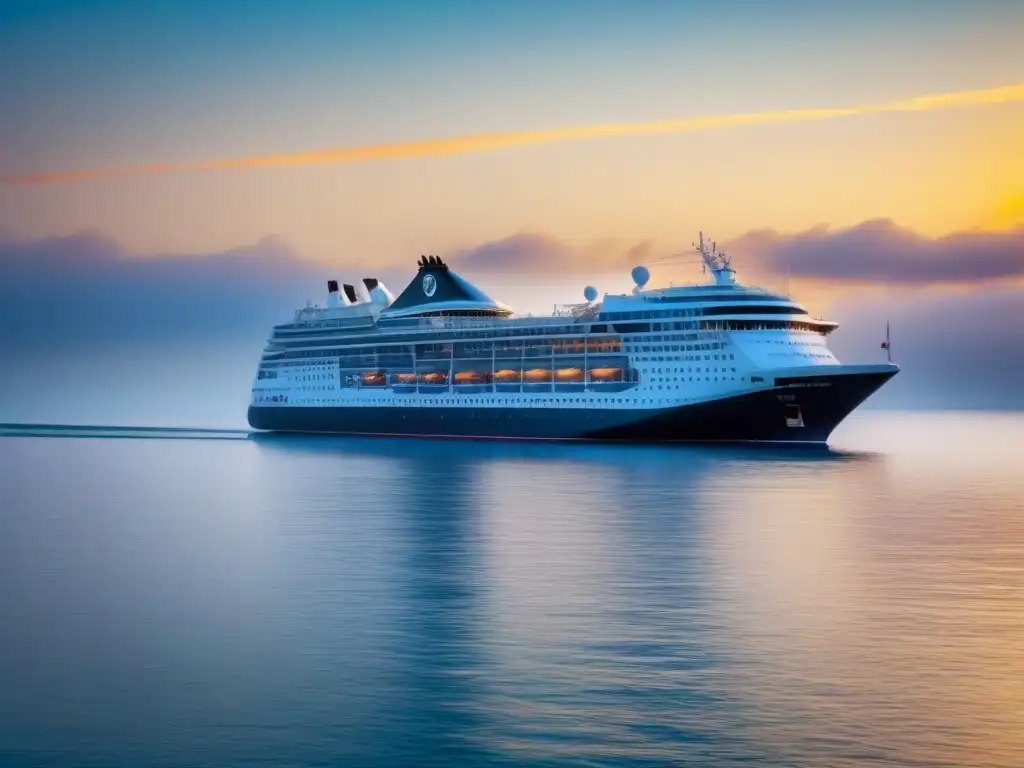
265,233 -> 836,352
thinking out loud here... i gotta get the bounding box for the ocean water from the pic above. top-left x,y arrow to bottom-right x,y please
1,411 -> 1022,768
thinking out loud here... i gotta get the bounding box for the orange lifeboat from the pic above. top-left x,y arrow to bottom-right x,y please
494,368 -> 521,382
555,367 -> 584,382
523,368 -> 552,382
588,367 -> 622,381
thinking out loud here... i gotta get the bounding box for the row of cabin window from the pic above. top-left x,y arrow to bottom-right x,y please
601,304 -> 806,320
264,333 -> 722,363
268,335 -> 627,351
260,333 -> 725,367
272,324 -> 595,347
270,317 -> 728,349
281,302 -> 796,332
273,310 -> 813,349
702,320 -> 831,334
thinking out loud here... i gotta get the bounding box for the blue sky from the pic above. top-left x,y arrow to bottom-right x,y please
4,0 -> 1021,174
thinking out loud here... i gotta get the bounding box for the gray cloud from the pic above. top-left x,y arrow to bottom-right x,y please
0,229 -> 301,281
451,233 -> 577,272
0,230 -> 403,349
449,233 -> 646,274
728,219 -> 1024,285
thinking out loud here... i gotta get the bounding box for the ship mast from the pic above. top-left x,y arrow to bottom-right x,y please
694,231 -> 736,286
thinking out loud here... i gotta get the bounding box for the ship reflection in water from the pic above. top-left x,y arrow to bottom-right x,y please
0,412 -> 1022,767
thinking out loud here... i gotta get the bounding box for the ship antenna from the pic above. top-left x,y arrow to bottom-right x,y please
696,230 -> 713,277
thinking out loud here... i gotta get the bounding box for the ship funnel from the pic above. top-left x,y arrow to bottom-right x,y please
364,277 -> 395,316
342,283 -> 359,304
327,280 -> 340,309
354,280 -> 371,304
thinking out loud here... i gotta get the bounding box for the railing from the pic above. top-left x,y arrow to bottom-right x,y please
288,310 -> 372,329
661,282 -> 780,295
377,314 -> 583,331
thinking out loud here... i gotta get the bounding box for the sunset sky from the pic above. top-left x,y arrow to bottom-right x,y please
1,0 -> 1022,424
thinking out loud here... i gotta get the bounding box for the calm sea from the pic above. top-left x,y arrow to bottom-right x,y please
1,411 -> 1022,768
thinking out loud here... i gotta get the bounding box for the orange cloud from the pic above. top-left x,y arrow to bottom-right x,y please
3,80 -> 1024,187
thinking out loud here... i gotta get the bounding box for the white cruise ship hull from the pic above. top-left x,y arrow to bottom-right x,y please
248,364 -> 897,445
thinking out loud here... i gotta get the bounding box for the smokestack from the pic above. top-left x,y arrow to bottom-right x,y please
365,279 -> 395,315
342,284 -> 359,304
327,280 -> 340,309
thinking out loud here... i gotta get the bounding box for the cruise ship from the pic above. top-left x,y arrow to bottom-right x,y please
248,234 -> 898,444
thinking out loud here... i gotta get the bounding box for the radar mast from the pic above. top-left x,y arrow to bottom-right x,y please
695,231 -> 736,286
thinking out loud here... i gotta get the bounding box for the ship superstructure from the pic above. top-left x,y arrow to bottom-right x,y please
248,234 -> 898,443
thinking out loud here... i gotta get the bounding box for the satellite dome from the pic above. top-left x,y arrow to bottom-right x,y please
583,285 -> 598,302
631,265 -> 650,289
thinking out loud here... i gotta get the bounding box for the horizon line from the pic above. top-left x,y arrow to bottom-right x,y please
3,80 -> 1023,187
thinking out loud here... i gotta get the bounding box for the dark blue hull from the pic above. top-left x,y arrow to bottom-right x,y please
248,368 -> 897,444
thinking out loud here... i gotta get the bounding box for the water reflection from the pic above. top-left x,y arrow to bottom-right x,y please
0,414 -> 1021,767
250,425 -> 1024,767
249,434 -> 897,765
